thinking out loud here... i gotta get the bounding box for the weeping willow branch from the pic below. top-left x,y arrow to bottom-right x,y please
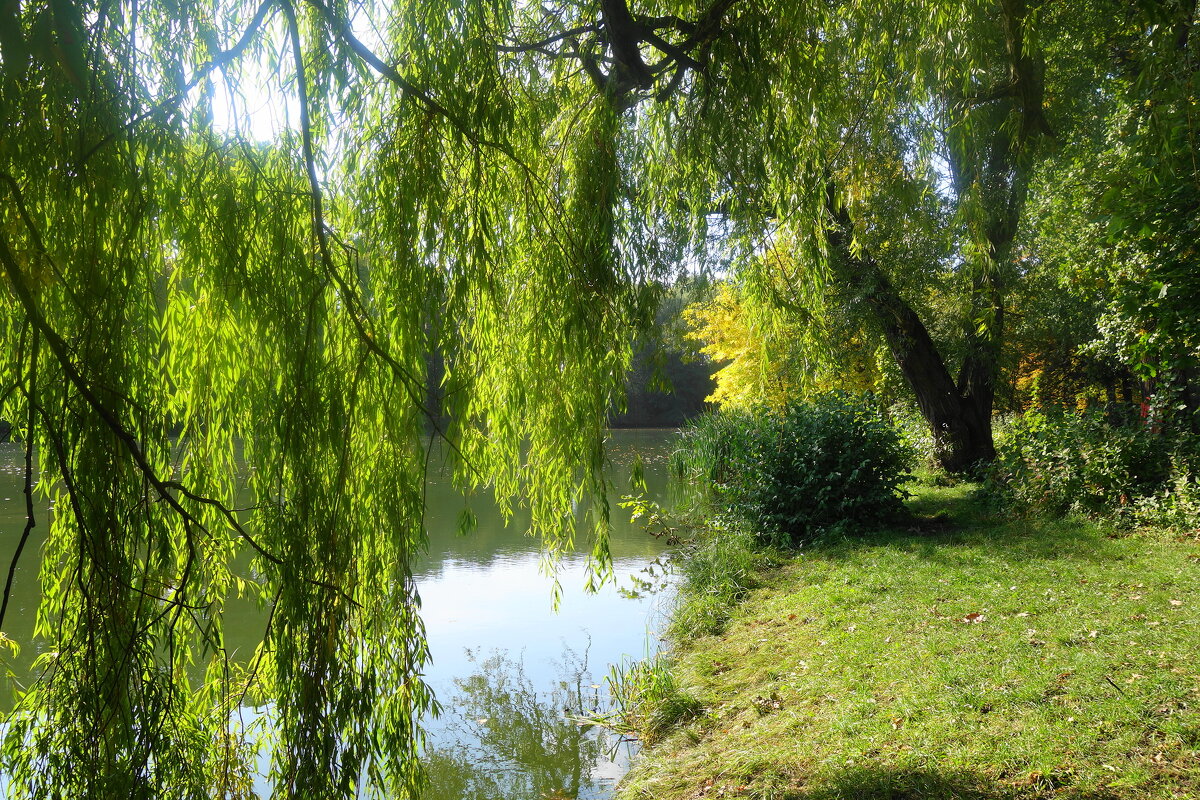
0,325 -> 37,634
284,0 -> 483,479
308,0 -> 528,169
76,0 -> 276,169
0,223 -> 358,609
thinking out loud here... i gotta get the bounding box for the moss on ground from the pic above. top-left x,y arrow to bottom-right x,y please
617,482 -> 1200,800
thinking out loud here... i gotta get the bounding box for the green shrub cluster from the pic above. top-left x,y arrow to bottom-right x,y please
887,402 -> 937,468
676,393 -> 914,545
990,408 -> 1200,523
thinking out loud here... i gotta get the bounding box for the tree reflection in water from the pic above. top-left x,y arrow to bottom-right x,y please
423,646 -> 630,800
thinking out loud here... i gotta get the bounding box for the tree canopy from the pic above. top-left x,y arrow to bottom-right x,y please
0,0 -> 1195,795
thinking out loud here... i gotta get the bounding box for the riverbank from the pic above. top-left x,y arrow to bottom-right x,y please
616,480 -> 1200,800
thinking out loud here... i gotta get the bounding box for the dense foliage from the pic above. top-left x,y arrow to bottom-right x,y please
673,0 -> 1198,471
0,0 -> 656,795
990,410 -> 1200,523
677,394 -> 914,544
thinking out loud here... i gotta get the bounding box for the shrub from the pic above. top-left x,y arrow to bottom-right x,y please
989,409 -> 1176,516
888,402 -> 937,468
1133,470 -> 1200,530
676,393 -> 914,545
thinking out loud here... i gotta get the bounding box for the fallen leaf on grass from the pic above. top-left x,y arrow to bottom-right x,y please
1170,599 -> 1183,606
962,612 -> 985,623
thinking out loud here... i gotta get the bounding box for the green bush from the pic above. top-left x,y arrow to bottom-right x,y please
1133,470 -> 1200,529
676,393 -> 914,545
989,409 -> 1179,516
887,402 -> 937,468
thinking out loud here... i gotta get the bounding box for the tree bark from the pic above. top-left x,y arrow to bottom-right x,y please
825,191 -> 996,472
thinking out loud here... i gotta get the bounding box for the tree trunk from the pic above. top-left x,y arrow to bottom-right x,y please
825,191 -> 996,472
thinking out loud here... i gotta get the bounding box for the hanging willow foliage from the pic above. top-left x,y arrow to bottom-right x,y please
0,0 -> 669,795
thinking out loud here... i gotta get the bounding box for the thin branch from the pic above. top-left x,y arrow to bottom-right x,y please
674,0 -> 737,53
0,171 -> 83,309
76,0 -> 275,169
640,28 -> 703,71
510,45 -> 616,63
158,482 -> 280,566
497,24 -> 599,52
654,61 -> 689,102
633,14 -> 697,35
307,0 -> 507,156
0,325 -> 37,633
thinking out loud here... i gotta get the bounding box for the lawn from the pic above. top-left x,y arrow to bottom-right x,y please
617,482 -> 1200,800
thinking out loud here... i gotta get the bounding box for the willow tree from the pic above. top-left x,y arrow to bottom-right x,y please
515,0 -> 1078,471
0,0 -> 682,795
655,0 -> 1062,472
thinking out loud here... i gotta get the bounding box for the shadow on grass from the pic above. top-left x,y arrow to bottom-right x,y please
902,482 -> 996,527
792,766 -> 1121,800
797,481 -> 1130,566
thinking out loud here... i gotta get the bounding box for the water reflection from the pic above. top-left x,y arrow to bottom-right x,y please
0,430 -> 679,795
423,646 -> 628,800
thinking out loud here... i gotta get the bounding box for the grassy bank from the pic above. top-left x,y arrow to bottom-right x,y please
616,481 -> 1200,800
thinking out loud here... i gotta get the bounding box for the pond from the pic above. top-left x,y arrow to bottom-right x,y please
0,428 -> 679,799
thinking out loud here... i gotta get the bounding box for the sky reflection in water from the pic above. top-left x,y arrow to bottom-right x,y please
0,429 -> 678,799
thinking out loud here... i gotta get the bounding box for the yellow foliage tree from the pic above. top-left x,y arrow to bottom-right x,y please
684,283 -> 801,410
685,275 -> 893,411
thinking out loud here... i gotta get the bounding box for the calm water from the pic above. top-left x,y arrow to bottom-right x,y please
0,429 -> 678,799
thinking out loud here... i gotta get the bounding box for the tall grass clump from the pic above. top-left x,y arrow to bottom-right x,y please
596,656 -> 703,745
675,393 -> 915,546
669,523 -> 763,637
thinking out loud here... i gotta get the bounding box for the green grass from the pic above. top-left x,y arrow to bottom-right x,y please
617,480 -> 1200,800
593,656 -> 705,746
